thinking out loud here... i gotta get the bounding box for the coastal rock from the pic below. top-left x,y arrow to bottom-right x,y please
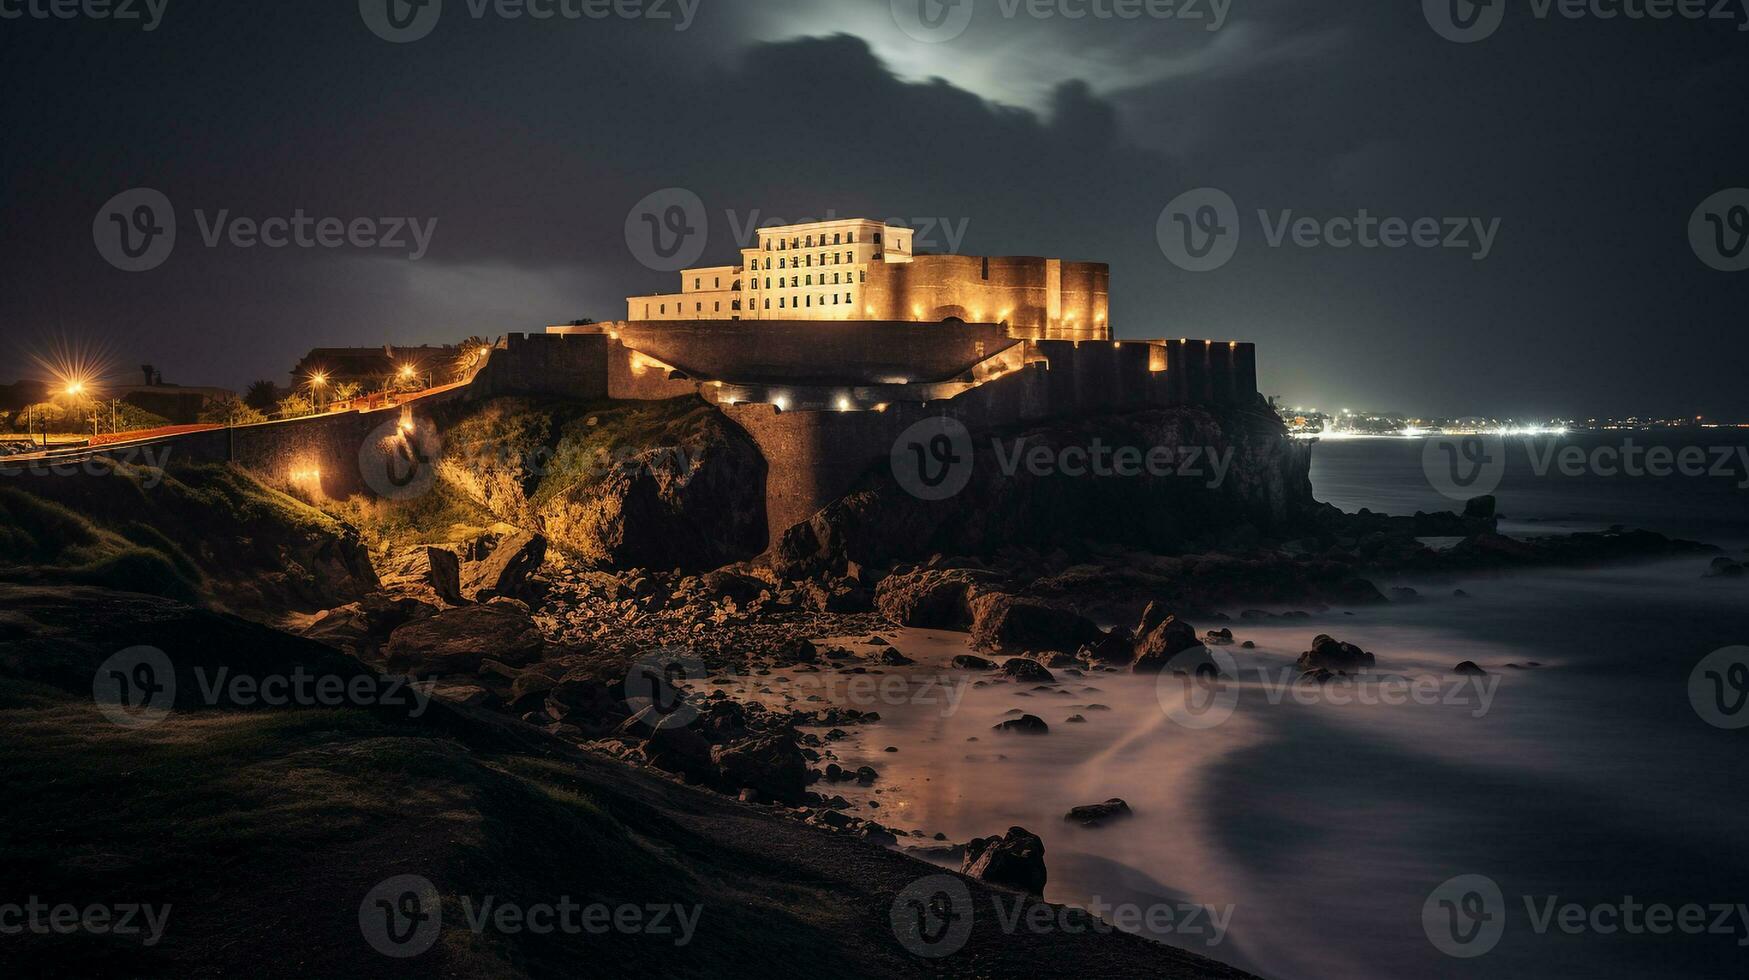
1453,661 -> 1488,676
952,654 -> 997,670
873,568 -> 990,628
1064,799 -> 1133,827
1705,557 -> 1745,578
462,531 -> 547,602
962,826 -> 1048,896
1131,616 -> 1201,674
1000,658 -> 1056,683
992,714 -> 1050,734
699,570 -> 766,604
384,604 -> 545,677
426,547 -> 465,604
969,593 -> 1103,653
711,733 -> 808,804
1296,634 -> 1375,673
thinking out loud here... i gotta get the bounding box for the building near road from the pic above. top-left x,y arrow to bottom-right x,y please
625,217 -> 1109,341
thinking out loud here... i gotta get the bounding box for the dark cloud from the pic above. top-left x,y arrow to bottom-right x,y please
1,4 -> 1745,417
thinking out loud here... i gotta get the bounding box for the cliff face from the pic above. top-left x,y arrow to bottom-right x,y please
773,405 -> 1317,578
433,396 -> 767,571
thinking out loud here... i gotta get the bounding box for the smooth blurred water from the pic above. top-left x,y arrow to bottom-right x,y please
814,437 -> 1749,980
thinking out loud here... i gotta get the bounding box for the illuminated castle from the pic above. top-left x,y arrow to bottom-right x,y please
625,218 -> 1110,342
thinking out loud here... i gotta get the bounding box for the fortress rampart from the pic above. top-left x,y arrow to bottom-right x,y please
12,323 -> 1261,557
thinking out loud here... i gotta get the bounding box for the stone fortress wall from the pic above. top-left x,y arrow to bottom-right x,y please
12,321 -> 1259,554
860,256 -> 1110,342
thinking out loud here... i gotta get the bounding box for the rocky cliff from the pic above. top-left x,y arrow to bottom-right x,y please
432,396 -> 767,571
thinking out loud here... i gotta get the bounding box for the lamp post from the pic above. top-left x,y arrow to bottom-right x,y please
309,372 -> 328,413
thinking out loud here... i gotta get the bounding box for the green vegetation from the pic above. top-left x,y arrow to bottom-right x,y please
0,462 -> 373,614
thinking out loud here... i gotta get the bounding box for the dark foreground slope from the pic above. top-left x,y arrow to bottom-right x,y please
0,585 -> 1257,980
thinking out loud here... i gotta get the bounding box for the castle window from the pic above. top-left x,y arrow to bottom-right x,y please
981,257 -> 989,280
874,232 -> 882,244
660,303 -> 666,314
834,233 -> 842,244
714,277 -> 720,288
805,296 -> 811,307
764,299 -> 771,309
693,277 -> 700,289
714,302 -> 720,311
805,275 -> 812,285
779,298 -> 785,308
848,232 -> 855,243
860,271 -> 866,282
695,303 -> 702,312
644,305 -> 650,317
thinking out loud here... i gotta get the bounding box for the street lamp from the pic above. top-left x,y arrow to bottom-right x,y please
309,371 -> 328,412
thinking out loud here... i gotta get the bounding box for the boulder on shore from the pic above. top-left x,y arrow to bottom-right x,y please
1296,634 -> 1375,673
1131,615 -> 1201,674
962,826 -> 1047,895
1000,658 -> 1055,683
711,733 -> 808,804
969,593 -> 1102,653
462,531 -> 547,601
992,714 -> 1049,734
384,604 -> 545,677
1063,799 -> 1133,827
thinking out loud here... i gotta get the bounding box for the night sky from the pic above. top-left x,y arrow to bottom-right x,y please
3,0 -> 1746,417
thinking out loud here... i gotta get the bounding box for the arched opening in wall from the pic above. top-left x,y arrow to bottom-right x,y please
980,257 -> 989,281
